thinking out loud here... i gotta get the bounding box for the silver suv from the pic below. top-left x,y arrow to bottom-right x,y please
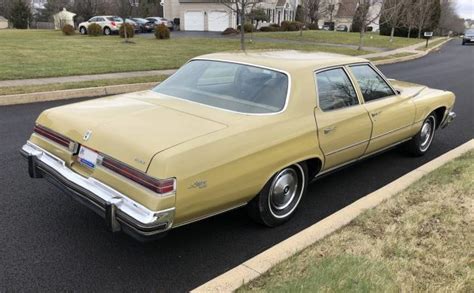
78,16 -> 123,35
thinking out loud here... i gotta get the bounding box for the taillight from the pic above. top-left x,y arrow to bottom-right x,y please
101,156 -> 175,195
111,21 -> 116,26
33,125 -> 73,149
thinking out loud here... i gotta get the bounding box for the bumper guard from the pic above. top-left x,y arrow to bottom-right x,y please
21,141 -> 174,241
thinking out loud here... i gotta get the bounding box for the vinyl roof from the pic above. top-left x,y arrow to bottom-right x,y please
194,50 -> 368,73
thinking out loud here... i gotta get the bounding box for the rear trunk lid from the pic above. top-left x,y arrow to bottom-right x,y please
37,94 -> 227,172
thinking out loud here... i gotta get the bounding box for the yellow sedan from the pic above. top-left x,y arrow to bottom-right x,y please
21,51 -> 456,240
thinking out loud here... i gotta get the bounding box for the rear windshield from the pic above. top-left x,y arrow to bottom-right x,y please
107,17 -> 122,22
153,60 -> 289,114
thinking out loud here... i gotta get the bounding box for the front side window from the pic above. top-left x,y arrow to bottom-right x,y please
316,68 -> 358,111
350,64 -> 395,102
153,60 -> 289,114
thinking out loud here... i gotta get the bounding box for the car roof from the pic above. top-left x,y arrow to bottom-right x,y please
194,50 -> 368,73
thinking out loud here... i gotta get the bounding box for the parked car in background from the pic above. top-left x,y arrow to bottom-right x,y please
462,28 -> 474,45
78,16 -> 122,35
146,17 -> 174,30
336,24 -> 348,32
131,17 -> 155,33
21,51 -> 456,241
124,18 -> 139,32
322,21 -> 335,31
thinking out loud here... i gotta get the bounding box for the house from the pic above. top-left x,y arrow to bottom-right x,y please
0,16 -> 8,29
163,0 -> 299,32
318,0 -> 382,32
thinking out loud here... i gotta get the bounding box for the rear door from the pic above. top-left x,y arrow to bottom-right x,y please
314,67 -> 372,170
348,64 -> 415,154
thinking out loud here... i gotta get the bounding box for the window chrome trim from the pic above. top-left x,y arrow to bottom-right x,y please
154,58 -> 292,116
348,62 -> 398,104
313,65 -> 362,112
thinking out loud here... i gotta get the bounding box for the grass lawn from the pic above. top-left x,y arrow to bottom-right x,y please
419,37 -> 449,51
0,75 -> 167,96
239,151 -> 474,292
0,30 -> 371,80
256,30 -> 422,49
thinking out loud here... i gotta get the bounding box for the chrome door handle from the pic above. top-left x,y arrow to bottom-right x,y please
323,126 -> 336,134
371,111 -> 382,117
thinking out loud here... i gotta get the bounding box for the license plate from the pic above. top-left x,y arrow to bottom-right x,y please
78,146 -> 99,169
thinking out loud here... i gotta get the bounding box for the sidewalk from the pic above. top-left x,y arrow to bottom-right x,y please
359,38 -> 444,58
0,69 -> 177,88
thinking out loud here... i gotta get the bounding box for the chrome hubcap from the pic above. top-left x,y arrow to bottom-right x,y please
269,168 -> 298,211
420,117 -> 434,151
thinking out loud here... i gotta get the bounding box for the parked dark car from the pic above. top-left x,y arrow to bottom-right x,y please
131,18 -> 155,33
462,28 -> 474,45
336,24 -> 348,32
322,21 -> 335,31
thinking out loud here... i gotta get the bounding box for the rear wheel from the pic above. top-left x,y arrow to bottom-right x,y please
247,163 -> 308,227
406,113 -> 436,156
104,27 -> 111,35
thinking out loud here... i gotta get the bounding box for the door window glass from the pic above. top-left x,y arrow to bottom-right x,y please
316,68 -> 359,111
350,64 -> 395,102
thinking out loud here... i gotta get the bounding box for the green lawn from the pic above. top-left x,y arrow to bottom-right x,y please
239,151 -> 474,292
256,30 -> 423,49
0,30 -> 371,80
0,75 -> 168,96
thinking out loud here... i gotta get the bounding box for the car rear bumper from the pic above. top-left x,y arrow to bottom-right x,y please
440,111 -> 456,129
463,37 -> 474,43
20,141 -> 174,241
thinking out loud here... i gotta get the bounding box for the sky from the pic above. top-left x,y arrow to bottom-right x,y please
456,0 -> 474,19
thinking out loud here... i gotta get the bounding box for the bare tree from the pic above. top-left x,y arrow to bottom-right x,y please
381,0 -> 406,42
218,0 -> 261,50
301,0 -> 324,24
352,0 -> 383,50
438,0 -> 465,35
414,0 -> 441,38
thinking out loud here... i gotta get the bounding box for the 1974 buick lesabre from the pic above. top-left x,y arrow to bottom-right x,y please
21,51 -> 456,240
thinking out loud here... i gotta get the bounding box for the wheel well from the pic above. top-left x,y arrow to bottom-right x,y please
304,158 -> 323,179
433,107 -> 446,129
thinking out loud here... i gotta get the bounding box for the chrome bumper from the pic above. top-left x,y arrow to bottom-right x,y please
440,111 -> 456,129
21,141 -> 174,241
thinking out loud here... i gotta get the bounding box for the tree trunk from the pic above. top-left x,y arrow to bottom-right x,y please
240,2 -> 245,51
417,23 -> 422,38
407,26 -> 411,38
358,26 -> 365,50
390,26 -> 395,42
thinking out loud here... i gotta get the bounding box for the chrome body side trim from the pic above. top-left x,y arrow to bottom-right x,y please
21,141 -> 175,240
315,138 -> 411,178
325,139 -> 370,156
173,203 -> 247,228
371,124 -> 412,140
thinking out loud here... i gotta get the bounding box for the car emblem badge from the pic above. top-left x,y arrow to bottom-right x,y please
83,130 -> 92,141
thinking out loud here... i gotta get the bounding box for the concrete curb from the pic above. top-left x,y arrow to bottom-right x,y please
0,82 -> 158,106
192,139 -> 474,293
373,38 -> 450,66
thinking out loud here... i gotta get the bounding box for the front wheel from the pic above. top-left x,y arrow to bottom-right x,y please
247,163 -> 308,227
406,113 -> 436,156
79,27 -> 87,35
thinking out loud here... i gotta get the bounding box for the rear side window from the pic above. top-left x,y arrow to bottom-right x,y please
316,68 -> 359,111
350,64 -> 395,102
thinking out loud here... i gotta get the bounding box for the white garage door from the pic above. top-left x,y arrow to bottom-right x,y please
208,11 -> 229,32
184,11 -> 204,31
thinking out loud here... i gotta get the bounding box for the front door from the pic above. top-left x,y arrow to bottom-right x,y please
348,64 -> 415,154
314,67 -> 372,170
